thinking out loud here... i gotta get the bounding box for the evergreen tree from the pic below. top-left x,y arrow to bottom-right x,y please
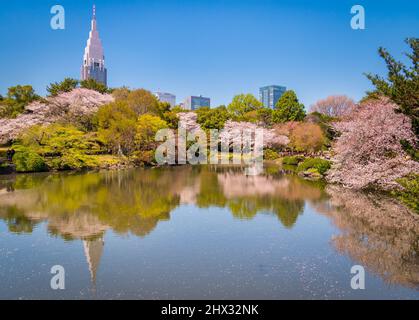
365,37 -> 419,137
272,90 -> 306,123
80,78 -> 108,94
47,78 -> 79,97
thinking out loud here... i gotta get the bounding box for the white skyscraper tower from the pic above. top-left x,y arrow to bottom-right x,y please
81,5 -> 107,85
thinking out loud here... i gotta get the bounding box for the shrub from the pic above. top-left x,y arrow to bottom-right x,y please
289,122 -> 326,153
50,150 -> 99,170
12,148 -> 48,172
19,124 -> 103,155
274,121 -> 326,153
15,124 -> 104,171
299,167 -> 322,180
282,155 -> 305,165
264,149 -> 279,160
133,150 -> 155,165
297,157 -> 331,175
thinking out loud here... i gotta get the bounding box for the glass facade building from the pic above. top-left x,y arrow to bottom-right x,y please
184,95 -> 210,110
259,85 -> 286,109
155,92 -> 176,108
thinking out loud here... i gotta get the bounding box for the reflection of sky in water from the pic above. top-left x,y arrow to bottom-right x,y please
0,166 -> 418,299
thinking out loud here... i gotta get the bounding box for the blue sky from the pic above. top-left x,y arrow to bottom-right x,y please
0,0 -> 418,107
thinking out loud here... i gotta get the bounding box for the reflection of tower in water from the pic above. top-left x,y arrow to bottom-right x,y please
83,237 -> 104,290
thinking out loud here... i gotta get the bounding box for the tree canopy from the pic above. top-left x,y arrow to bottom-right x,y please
0,85 -> 40,118
80,78 -> 109,94
227,94 -> 263,118
272,90 -> 306,123
96,101 -> 138,155
310,95 -> 355,117
136,114 -> 168,151
125,89 -> 160,115
47,78 -> 79,97
196,106 -> 230,130
365,37 -> 419,136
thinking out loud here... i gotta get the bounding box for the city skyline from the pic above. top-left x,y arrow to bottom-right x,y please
0,0 -> 418,108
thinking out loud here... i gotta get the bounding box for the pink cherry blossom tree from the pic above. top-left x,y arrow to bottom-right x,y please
327,98 -> 419,190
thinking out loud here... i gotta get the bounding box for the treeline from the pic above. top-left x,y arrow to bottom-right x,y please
1,37 -> 418,213
0,78 -> 112,119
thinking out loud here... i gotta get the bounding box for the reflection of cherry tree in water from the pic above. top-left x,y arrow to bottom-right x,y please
0,205 -> 39,234
0,166 -> 327,238
314,186 -> 419,289
195,167 -> 327,228
1,167 -> 418,290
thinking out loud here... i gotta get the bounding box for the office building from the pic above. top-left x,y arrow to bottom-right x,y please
155,92 -> 176,108
184,95 -> 210,110
259,85 -> 286,109
81,5 -> 107,86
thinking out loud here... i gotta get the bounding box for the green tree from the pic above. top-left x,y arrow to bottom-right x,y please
136,114 -> 168,151
365,37 -> 419,137
256,108 -> 273,126
125,89 -> 159,115
7,85 -> 39,104
112,86 -> 131,101
47,78 -> 79,96
12,147 -> 48,172
80,78 -> 108,94
96,101 -> 138,155
227,94 -> 263,118
0,85 -> 40,118
15,124 -> 103,170
155,102 -> 179,129
196,106 -> 230,130
272,90 -> 306,123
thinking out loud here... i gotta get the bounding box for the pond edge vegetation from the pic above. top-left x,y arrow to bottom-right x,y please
0,38 -> 418,213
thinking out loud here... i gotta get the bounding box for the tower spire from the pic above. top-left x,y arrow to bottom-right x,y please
81,4 -> 107,86
91,5 -> 97,30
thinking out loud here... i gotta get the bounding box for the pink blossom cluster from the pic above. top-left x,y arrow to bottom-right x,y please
222,120 -> 289,148
177,112 -> 201,133
177,113 -> 289,148
327,98 -> 419,190
0,88 -> 113,144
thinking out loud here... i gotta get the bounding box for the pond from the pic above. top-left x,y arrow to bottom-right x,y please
0,165 -> 418,299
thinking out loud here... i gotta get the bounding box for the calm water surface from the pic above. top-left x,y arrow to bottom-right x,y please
0,165 -> 418,299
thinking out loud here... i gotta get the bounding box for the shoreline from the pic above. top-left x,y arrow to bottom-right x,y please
1,160 -> 416,215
